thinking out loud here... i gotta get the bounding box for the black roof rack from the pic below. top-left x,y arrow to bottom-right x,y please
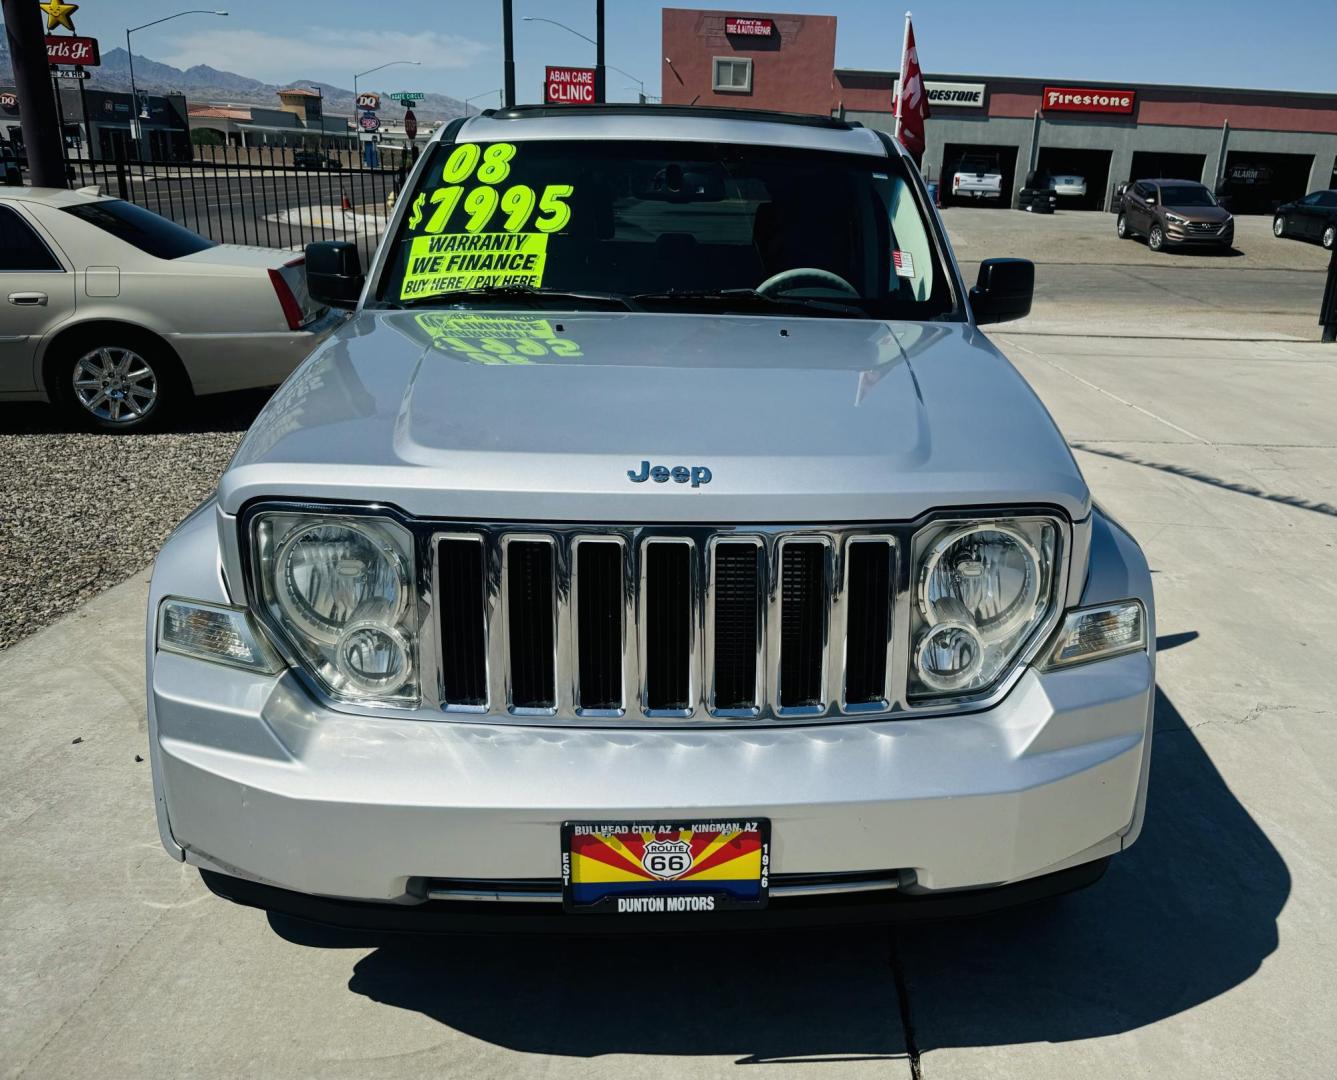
477,102 -> 860,131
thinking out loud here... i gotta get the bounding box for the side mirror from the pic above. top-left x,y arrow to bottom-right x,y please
304,241 -> 364,308
970,258 -> 1034,326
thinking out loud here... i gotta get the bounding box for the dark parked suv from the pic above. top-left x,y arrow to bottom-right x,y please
1117,179 -> 1234,252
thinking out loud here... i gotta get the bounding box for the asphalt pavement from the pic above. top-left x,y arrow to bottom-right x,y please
3,213 -> 1337,1079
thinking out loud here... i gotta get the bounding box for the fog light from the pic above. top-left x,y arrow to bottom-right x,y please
1044,601 -> 1146,668
157,598 -> 283,673
335,621 -> 412,694
916,622 -> 984,691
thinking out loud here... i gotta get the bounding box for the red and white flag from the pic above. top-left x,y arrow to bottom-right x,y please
892,13 -> 930,167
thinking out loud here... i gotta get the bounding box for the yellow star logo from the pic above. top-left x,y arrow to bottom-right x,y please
39,0 -> 79,32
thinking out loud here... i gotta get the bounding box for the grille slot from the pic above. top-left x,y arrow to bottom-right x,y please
711,541 -> 761,710
575,540 -> 624,711
437,536 -> 488,706
505,539 -> 556,710
843,540 -> 893,705
643,541 -> 693,711
778,541 -> 828,708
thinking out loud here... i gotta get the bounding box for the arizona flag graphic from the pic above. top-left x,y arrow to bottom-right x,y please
892,12 -> 930,166
565,823 -> 767,912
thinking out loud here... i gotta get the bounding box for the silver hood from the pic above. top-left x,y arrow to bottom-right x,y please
220,310 -> 1089,523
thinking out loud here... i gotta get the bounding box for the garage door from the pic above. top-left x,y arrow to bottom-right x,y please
1035,147 -> 1113,210
938,143 -> 1019,208
1220,151 -> 1314,214
1128,152 -> 1206,187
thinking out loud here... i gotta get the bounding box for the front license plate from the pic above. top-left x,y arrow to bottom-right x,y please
561,819 -> 770,914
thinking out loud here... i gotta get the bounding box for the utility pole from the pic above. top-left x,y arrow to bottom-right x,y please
594,0 -> 606,104
2,0 -> 67,186
502,0 -> 516,107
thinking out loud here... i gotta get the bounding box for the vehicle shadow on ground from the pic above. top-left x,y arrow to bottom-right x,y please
0,388 -> 272,435
892,686 -> 1288,1053
270,685 -> 1286,1061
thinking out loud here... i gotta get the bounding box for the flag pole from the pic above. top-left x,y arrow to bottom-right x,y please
894,10 -> 911,144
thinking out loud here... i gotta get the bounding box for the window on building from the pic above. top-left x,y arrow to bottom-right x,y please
712,57 -> 753,94
0,205 -> 62,271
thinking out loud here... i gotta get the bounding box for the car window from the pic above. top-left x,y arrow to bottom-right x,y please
1132,182 -> 1150,198
1158,184 -> 1216,207
0,204 -> 62,271
1302,192 -> 1323,206
380,138 -> 954,320
1321,192 -> 1337,208
60,199 -> 215,259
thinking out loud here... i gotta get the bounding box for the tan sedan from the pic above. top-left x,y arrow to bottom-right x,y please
0,187 -> 344,431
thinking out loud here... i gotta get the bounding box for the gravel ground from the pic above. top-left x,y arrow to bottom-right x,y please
0,391 -> 269,650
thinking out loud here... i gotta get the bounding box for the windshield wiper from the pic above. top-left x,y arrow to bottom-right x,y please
632,288 -> 866,316
398,284 -> 635,310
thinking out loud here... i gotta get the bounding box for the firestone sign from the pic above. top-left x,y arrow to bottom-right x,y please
545,66 -> 596,104
724,16 -> 774,36
1042,86 -> 1136,114
46,35 -> 100,66
893,79 -> 985,109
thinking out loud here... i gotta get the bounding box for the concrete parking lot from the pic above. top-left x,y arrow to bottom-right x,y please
2,213 -> 1336,1079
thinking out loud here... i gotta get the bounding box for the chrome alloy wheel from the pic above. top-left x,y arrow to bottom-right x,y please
1273,215 -> 1286,237
1324,224 -> 1335,250
72,346 -> 158,424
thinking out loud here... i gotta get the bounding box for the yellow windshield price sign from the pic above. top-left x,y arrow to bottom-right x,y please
400,233 -> 548,298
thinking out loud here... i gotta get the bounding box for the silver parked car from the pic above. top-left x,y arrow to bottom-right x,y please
0,187 -> 343,430
146,105 -> 1155,929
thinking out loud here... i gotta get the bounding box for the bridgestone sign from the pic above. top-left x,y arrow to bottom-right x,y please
892,79 -> 985,108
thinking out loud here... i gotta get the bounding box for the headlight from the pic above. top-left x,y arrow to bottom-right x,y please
910,518 -> 1059,698
250,510 -> 419,705
1165,212 -> 1188,225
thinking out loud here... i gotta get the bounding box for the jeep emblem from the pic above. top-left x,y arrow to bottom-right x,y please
627,460 -> 712,488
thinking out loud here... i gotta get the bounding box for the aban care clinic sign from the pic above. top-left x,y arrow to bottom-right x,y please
1043,86 -> 1136,114
545,66 -> 596,104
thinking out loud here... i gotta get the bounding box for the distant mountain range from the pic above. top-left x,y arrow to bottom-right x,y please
0,44 -> 472,121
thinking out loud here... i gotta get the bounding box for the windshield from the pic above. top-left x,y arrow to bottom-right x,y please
377,138 -> 954,319
1159,184 -> 1216,208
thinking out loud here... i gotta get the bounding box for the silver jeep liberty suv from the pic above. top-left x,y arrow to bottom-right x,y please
147,104 -> 1154,930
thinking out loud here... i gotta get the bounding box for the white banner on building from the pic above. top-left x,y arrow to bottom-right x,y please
892,79 -> 986,108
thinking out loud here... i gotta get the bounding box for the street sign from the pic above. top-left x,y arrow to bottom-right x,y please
391,92 -> 424,105
359,111 -> 380,131
45,35 -> 100,66
403,108 -> 418,140
355,92 -> 381,110
51,68 -> 90,80
544,66 -> 596,105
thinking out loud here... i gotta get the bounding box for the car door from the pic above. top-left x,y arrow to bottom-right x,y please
0,202 -> 75,392
1292,193 -> 1322,238
1321,192 -> 1337,237
1127,182 -> 1151,230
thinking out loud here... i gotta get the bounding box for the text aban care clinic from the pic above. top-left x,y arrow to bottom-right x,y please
545,67 -> 596,105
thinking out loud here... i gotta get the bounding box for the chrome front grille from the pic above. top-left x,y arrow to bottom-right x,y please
432,526 -> 898,723
1186,221 -> 1222,233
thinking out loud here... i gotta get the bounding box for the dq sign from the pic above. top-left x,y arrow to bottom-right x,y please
355,92 -> 381,110
544,66 -> 596,104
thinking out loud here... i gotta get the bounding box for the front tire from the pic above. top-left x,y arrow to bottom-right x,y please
1116,212 -> 1131,239
1323,224 -> 1335,251
1148,224 -> 1166,252
51,334 -> 183,432
1273,215 -> 1286,238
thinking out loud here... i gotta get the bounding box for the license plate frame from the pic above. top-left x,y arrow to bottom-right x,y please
560,819 -> 771,915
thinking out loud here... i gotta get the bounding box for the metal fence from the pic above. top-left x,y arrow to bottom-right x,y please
66,145 -> 412,264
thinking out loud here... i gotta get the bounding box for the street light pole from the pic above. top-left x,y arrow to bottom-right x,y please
126,10 -> 228,157
464,90 -> 503,115
353,59 -> 421,111
522,16 -> 645,102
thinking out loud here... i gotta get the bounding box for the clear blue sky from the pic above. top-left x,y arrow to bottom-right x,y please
20,0 -> 1337,101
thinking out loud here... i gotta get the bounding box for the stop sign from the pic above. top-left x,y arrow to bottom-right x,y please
404,108 -> 418,140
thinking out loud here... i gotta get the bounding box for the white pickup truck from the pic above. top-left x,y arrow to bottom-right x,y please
951,155 -> 1004,201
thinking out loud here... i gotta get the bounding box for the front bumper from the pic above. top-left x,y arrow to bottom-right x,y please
1164,223 -> 1234,246
147,502 -> 1155,919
